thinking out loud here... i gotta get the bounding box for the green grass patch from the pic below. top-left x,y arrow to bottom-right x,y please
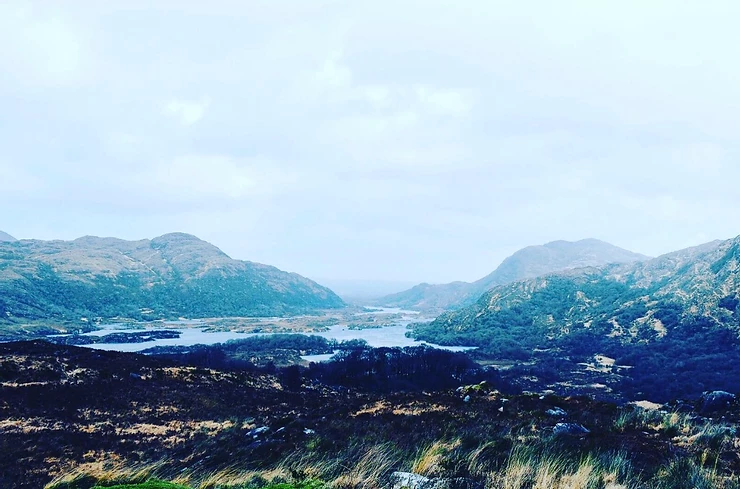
92,481 -> 190,489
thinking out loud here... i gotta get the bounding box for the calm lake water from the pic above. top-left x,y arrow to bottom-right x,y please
68,307 -> 474,358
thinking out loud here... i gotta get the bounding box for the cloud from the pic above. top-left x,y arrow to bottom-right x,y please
416,86 -> 472,117
0,1 -> 92,86
115,154 -> 301,207
164,98 -> 210,125
3,1 -> 740,282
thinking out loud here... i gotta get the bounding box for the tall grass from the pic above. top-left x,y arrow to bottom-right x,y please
46,435 -> 740,489
486,446 -> 636,489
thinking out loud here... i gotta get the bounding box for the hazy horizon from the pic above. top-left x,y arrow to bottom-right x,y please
3,1 -> 740,283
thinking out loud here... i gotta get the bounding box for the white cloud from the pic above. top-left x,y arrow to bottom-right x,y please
4,1 -> 740,282
164,98 -> 210,125
416,86 -> 472,117
353,85 -> 391,108
137,154 -> 300,202
0,162 -> 47,200
0,1 -> 92,86
314,53 -> 352,89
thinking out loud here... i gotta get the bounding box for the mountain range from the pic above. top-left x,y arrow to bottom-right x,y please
413,235 -> 740,401
0,232 -> 344,324
376,239 -> 649,311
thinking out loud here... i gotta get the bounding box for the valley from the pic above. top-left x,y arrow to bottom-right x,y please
1,231 -> 739,488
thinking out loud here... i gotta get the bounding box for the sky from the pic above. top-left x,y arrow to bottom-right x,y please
2,1 -> 740,286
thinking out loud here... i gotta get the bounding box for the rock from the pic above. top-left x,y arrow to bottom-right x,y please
390,471 -> 435,489
546,407 -> 567,417
389,472 -> 481,489
553,423 -> 590,436
699,391 -> 736,414
247,426 -> 269,439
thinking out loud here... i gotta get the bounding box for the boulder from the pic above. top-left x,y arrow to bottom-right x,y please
390,472 -> 436,489
246,426 -> 269,439
699,391 -> 736,414
553,423 -> 590,436
389,473 -> 480,489
545,407 -> 567,417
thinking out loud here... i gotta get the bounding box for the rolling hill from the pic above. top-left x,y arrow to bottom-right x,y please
0,232 -> 344,324
377,239 -> 649,311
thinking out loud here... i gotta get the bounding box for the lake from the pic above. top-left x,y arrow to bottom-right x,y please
65,307 -> 474,357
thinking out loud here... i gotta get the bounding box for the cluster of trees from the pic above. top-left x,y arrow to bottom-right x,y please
146,334 -> 339,370
306,345 -> 500,392
146,335 -> 501,393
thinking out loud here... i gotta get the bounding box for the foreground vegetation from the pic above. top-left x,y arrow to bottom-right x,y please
1,341 -> 739,489
47,410 -> 740,489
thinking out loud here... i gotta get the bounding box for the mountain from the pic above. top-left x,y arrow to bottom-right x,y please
413,235 -> 740,401
315,278 -> 420,302
0,232 -> 344,323
377,239 -> 649,311
0,230 -> 17,242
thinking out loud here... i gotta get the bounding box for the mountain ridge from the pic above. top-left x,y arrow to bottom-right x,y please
412,235 -> 740,401
0,232 -> 345,324
376,238 -> 649,311
0,230 -> 17,242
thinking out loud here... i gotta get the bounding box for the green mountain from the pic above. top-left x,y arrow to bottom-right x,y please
377,239 -> 649,311
0,232 -> 344,323
0,230 -> 17,242
413,236 -> 740,401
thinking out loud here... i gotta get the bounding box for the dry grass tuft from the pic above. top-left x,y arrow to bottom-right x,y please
330,444 -> 399,489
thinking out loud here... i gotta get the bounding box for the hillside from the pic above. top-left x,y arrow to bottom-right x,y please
0,230 -> 16,242
0,232 -> 344,325
377,239 -> 648,311
413,236 -> 740,401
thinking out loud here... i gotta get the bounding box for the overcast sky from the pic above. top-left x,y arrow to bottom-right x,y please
2,1 -> 739,285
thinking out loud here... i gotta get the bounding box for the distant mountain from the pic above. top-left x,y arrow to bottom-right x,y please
0,232 -> 344,323
0,230 -> 17,242
315,279 -> 420,303
376,239 -> 649,311
413,236 -> 740,401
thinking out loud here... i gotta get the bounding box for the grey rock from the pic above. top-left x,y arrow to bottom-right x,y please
389,472 -> 481,489
553,423 -> 590,436
390,471 -> 435,489
699,391 -> 736,414
546,407 -> 567,417
247,426 -> 269,439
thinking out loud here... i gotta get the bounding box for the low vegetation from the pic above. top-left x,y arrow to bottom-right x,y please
1,341 -> 740,489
